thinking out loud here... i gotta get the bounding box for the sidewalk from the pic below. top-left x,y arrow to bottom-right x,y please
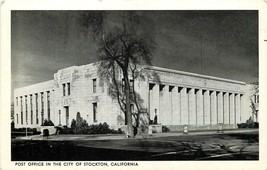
16,128 -> 258,141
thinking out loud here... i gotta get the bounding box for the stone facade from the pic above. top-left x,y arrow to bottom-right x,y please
14,62 -> 252,131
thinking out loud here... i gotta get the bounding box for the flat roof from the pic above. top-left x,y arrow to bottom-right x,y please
145,66 -> 246,85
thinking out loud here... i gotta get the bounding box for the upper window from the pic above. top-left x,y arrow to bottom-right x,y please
41,92 -> 44,112
67,83 -> 70,95
25,95 -> 28,111
30,94 -> 32,108
122,79 -> 133,93
130,80 -> 134,93
93,79 -> 97,93
63,84 -> 66,96
63,83 -> 70,96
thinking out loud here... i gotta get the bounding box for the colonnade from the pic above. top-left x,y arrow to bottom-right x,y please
15,90 -> 53,127
148,83 -> 243,126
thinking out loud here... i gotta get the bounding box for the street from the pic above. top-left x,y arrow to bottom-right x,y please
12,130 -> 258,161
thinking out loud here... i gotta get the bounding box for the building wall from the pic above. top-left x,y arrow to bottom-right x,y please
14,80 -> 54,130
14,63 -> 252,131
145,66 -> 248,131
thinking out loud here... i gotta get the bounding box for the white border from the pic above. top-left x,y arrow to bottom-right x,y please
1,0 -> 267,170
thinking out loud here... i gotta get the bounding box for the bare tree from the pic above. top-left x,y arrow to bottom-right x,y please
250,82 -> 259,122
83,11 -> 155,138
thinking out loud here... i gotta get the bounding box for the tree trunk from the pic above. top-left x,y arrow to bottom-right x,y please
123,70 -> 133,138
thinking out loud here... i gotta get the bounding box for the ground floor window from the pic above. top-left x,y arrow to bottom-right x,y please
21,112 -> 23,124
36,110 -> 38,124
41,113 -> 44,125
48,108 -> 50,120
65,106 -> 69,126
93,103 -> 97,123
31,111 -> 33,124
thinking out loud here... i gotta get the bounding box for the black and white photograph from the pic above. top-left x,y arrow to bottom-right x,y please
1,0 -> 267,169
10,10 -> 259,161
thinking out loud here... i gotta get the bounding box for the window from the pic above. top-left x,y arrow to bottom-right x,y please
63,83 -> 70,96
159,84 -> 165,91
93,79 -> 97,93
63,84 -> 66,96
35,93 -> 38,124
30,95 -> 33,124
16,114 -> 18,124
122,79 -> 133,93
67,83 -> 70,95
130,80 -> 134,93
93,103 -> 97,122
65,106 -> 69,126
59,110 -> 61,125
16,97 -> 18,106
30,95 -> 32,109
47,91 -> 50,120
41,92 -> 44,121
25,95 -> 28,124
20,96 -> 23,124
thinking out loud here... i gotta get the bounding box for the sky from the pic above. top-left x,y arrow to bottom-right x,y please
11,11 -> 258,98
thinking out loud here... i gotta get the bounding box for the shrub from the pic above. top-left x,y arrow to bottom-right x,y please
254,122 -> 259,128
71,119 -> 77,129
110,128 -> 123,134
87,122 -> 111,134
42,119 -> 54,126
75,120 -> 90,134
162,125 -> 170,133
58,126 -> 74,134
11,121 -> 15,130
237,122 -> 259,129
59,120 -> 123,134
139,124 -> 148,133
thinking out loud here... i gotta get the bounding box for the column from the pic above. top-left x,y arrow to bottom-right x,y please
240,94 -> 244,123
171,86 -> 180,125
24,96 -> 27,126
44,91 -> 48,120
210,91 -> 217,125
178,87 -> 183,125
159,85 -> 169,124
204,90 -> 211,125
40,92 -> 44,125
17,97 -> 21,126
51,90 -> 54,123
189,88 -> 196,125
177,87 -> 182,125
229,93 -> 235,124
165,85 -> 172,124
197,89 -> 204,125
217,92 -> 223,124
235,94 -> 241,124
33,94 -> 36,125
223,92 -> 230,124
149,83 -> 159,123
181,87 -> 189,125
